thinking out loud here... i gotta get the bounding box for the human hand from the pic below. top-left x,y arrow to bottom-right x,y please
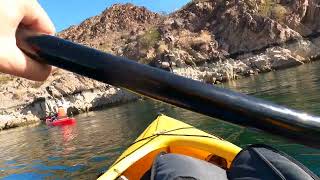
0,0 -> 55,81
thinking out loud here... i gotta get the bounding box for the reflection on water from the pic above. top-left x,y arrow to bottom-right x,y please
222,61 -> 320,114
0,100 -> 175,179
1,62 -> 320,178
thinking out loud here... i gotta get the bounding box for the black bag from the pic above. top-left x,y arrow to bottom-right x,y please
227,144 -> 319,180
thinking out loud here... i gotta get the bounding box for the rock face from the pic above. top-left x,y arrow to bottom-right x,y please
0,70 -> 138,130
59,3 -> 162,52
173,0 -> 301,54
281,0 -> 320,36
1,1 -> 320,130
57,1 -> 320,72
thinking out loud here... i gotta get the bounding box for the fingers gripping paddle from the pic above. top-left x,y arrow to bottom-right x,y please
17,29 -> 320,149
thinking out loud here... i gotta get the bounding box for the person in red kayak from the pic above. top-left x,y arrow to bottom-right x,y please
57,105 -> 67,118
49,98 -> 68,122
0,0 -> 55,81
46,98 -> 69,122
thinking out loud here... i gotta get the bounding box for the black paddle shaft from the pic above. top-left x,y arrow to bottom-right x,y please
17,29 -> 320,149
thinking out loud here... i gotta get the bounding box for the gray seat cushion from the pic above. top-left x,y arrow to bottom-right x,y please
151,153 -> 228,180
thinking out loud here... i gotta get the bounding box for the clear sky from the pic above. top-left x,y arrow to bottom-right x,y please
38,0 -> 191,32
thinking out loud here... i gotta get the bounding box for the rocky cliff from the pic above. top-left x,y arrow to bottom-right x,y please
1,0 -> 320,130
58,1 -> 320,82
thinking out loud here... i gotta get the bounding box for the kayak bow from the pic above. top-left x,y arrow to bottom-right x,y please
98,115 -> 241,180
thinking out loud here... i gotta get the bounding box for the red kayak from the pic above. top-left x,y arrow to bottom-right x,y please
46,117 -> 76,126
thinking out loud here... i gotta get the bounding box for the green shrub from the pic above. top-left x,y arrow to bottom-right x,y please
258,0 -> 276,17
271,4 -> 287,22
113,8 -> 121,15
0,75 -> 13,84
138,28 -> 161,50
244,0 -> 257,9
257,0 -> 287,22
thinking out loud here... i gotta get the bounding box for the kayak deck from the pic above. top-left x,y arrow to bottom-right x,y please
98,114 -> 241,180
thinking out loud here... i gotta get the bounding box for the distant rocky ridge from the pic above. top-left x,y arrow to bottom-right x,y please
59,1 -> 320,80
1,0 -> 320,130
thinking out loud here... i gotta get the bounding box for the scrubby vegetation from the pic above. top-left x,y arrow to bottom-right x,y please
135,27 -> 161,64
99,42 -> 113,53
257,0 -> 287,22
138,27 -> 161,50
0,74 -> 14,84
258,0 -> 276,17
271,4 -> 287,22
30,82 -> 45,88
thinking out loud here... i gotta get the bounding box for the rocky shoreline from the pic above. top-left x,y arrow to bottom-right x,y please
174,36 -> 320,84
0,71 -> 139,130
1,0 -> 320,130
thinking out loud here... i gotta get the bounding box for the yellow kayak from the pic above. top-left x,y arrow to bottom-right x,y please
98,114 -> 241,180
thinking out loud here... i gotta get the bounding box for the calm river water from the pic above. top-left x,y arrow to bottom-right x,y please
1,62 -> 320,179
